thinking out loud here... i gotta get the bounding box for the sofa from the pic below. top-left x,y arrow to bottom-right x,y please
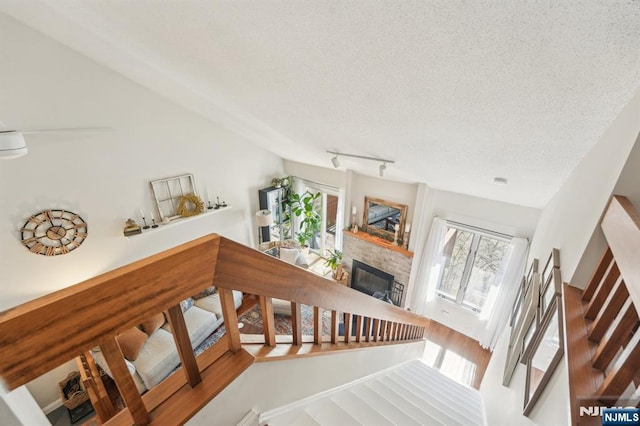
91,288 -> 243,392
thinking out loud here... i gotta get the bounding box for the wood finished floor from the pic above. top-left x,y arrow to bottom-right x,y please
421,320 -> 492,390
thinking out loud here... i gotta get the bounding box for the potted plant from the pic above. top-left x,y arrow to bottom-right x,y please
324,248 -> 342,270
271,176 -> 292,189
324,249 -> 348,282
289,190 -> 322,249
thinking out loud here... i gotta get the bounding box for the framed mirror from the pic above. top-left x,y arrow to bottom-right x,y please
524,295 -> 564,416
540,248 -> 560,292
510,258 -> 539,328
509,277 -> 526,328
520,311 -> 538,364
362,196 -> 408,242
503,272 -> 541,386
539,267 -> 561,321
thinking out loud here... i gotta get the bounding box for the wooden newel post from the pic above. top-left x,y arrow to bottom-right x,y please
101,338 -> 150,425
219,288 -> 241,352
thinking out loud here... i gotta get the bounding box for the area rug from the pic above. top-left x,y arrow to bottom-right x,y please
192,303 -> 332,354
237,303 -> 332,336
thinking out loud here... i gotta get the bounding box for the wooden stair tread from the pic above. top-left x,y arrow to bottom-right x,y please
105,349 -> 254,426
149,349 -> 254,424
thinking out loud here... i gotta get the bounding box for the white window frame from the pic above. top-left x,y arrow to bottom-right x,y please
435,222 -> 512,313
298,179 -> 344,256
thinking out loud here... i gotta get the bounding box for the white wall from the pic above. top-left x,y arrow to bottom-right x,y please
0,14 -> 283,410
527,89 -> 640,285
571,130 -> 640,289
350,172 -> 419,227
0,386 -> 50,426
284,160 -> 347,189
481,88 -> 640,426
188,342 -> 425,426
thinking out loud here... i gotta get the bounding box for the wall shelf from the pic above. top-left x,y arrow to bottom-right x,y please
125,206 -> 233,238
343,229 -> 413,257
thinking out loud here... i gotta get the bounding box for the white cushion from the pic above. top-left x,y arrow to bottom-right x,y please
131,328 -> 179,389
279,248 -> 309,269
90,347 -> 146,393
194,290 -> 242,318
280,248 -> 300,264
161,306 -> 218,349
91,347 -> 137,376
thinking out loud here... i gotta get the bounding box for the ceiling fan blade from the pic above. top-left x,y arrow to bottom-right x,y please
20,127 -> 113,134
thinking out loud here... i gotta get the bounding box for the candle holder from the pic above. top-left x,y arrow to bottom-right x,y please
207,201 -> 214,210
151,218 -> 159,228
141,216 -> 150,230
392,224 -> 399,246
403,231 -> 410,250
215,197 -> 221,209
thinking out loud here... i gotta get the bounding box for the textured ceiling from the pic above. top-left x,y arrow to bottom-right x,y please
2,1 -> 640,207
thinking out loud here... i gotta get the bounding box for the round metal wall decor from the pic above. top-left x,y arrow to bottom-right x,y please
20,209 -> 87,256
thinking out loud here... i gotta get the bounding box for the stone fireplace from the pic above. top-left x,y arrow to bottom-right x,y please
342,230 -> 414,307
350,260 -> 405,306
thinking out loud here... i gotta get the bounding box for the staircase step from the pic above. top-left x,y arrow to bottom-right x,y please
366,378 -> 457,425
304,399 -> 360,425
330,390 -> 395,425
375,373 -> 458,419
267,410 -> 322,426
352,383 -> 422,425
387,369 -> 482,424
259,360 -> 487,426
395,361 -> 479,402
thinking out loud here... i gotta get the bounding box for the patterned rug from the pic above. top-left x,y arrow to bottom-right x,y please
238,303 -> 332,336
193,303 -> 332,354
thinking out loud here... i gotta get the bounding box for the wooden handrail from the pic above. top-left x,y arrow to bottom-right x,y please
566,195 -> 640,425
214,237 -> 430,326
0,233 -> 429,425
0,234 -> 220,389
600,196 -> 640,308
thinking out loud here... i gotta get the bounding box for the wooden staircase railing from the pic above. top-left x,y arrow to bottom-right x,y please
564,196 -> 640,426
0,234 -> 430,425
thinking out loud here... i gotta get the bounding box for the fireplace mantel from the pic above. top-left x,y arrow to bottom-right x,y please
343,230 -> 413,258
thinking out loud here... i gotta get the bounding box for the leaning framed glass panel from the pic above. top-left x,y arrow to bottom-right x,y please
523,296 -> 564,416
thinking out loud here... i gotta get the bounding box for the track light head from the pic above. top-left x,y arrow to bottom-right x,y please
325,150 -> 394,176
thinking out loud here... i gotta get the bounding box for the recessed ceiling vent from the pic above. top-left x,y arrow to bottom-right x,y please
493,177 -> 508,185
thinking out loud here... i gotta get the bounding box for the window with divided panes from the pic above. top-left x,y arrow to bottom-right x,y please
436,224 -> 510,313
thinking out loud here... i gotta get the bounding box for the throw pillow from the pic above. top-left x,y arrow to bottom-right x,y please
192,286 -> 216,300
116,327 -> 148,361
139,313 -> 165,335
280,247 -> 300,265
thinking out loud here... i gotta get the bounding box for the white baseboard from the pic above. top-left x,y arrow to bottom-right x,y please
42,398 -> 63,415
237,409 -> 259,426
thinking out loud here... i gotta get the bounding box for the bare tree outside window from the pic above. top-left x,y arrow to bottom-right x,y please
436,225 -> 510,313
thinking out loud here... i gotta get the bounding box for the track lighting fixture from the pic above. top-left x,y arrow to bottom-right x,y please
326,150 -> 394,177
